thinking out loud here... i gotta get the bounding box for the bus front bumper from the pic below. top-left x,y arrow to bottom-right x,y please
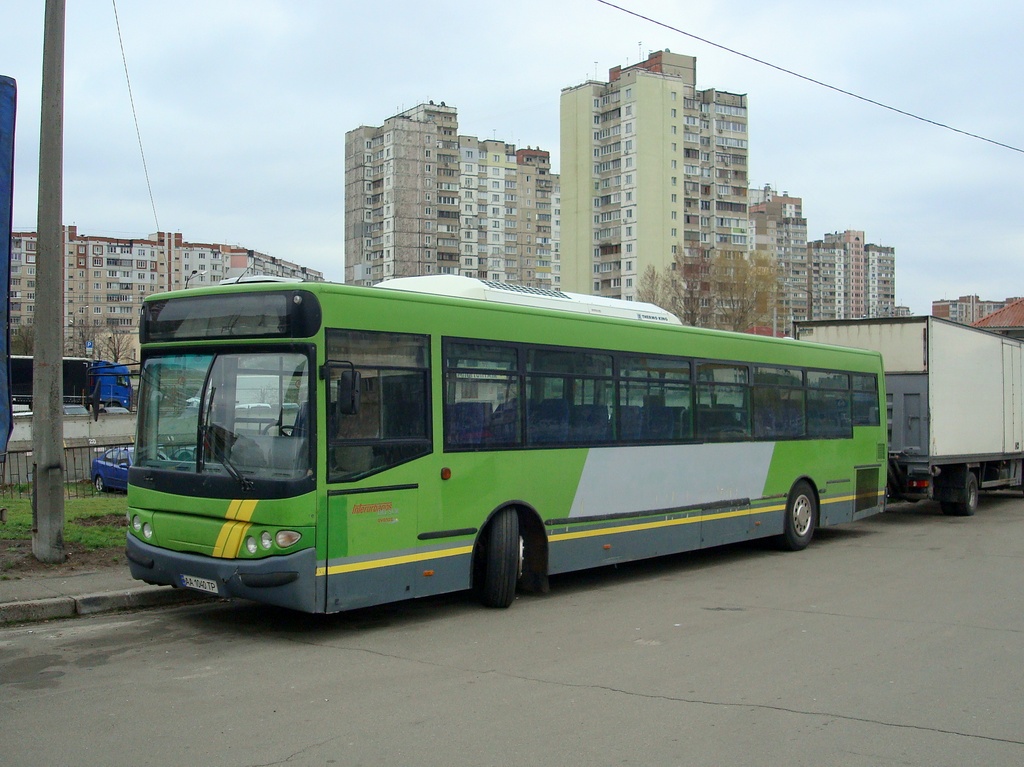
126,535 -> 321,613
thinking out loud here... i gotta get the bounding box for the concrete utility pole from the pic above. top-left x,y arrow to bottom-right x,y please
32,0 -> 66,563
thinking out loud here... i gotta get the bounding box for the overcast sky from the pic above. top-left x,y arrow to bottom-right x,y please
4,0 -> 1022,313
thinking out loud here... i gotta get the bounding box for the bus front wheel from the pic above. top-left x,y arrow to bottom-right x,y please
479,508 -> 519,609
779,480 -> 817,551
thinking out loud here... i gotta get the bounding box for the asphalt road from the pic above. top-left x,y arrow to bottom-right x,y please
2,495 -> 1023,766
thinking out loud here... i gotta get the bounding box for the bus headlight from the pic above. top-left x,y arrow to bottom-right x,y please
132,515 -> 142,532
142,523 -> 153,539
260,531 -> 273,549
245,536 -> 258,555
276,530 -> 301,548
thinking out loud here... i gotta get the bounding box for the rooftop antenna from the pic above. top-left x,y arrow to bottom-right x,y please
638,41 -> 643,61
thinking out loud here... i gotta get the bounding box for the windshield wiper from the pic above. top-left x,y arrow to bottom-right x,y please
201,423 -> 253,491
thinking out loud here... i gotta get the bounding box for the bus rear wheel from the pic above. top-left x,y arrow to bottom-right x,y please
779,480 -> 817,551
479,508 -> 519,609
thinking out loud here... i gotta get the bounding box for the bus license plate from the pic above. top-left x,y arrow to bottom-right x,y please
181,574 -> 219,594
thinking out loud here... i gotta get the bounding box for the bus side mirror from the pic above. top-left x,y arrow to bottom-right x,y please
336,370 -> 361,416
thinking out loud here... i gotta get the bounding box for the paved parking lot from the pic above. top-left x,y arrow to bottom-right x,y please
2,494 -> 1023,766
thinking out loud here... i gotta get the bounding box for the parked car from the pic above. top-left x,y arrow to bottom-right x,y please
92,446 -> 133,492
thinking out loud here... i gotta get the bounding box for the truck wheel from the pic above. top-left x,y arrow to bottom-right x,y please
941,472 -> 978,517
778,480 -> 817,551
479,508 -> 519,608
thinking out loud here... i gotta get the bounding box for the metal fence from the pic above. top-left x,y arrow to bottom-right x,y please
0,443 -> 132,499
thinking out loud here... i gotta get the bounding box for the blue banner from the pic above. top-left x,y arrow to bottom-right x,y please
0,76 -> 15,453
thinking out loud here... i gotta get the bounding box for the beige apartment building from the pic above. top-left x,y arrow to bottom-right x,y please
344,103 -> 559,289
9,226 -> 321,360
559,50 -> 749,300
748,185 -> 809,326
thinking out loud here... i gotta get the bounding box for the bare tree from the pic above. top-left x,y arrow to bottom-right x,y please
672,248 -> 715,328
99,329 -> 138,363
10,323 -> 34,355
638,249 -> 717,328
636,264 -> 664,306
637,248 -> 781,332
66,317 -> 101,358
711,251 -> 782,332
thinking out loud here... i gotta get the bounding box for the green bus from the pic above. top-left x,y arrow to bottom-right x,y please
126,275 -> 887,613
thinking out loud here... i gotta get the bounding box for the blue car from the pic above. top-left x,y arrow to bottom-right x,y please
92,446 -> 133,492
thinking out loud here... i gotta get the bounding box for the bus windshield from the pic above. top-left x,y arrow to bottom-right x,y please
136,351 -> 311,482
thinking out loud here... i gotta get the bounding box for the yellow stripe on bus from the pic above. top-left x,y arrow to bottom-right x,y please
212,499 -> 259,558
317,545 -> 474,577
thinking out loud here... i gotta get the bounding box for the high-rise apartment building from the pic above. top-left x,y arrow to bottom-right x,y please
808,230 -> 895,320
344,103 -> 558,288
865,243 -> 896,318
748,185 -> 809,325
559,50 -> 749,299
9,226 -> 321,360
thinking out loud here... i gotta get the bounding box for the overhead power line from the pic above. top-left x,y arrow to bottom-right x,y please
111,0 -> 160,231
595,0 -> 1024,155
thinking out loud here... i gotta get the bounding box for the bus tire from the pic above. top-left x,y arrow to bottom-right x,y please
480,508 -> 519,609
941,472 -> 978,517
779,480 -> 816,551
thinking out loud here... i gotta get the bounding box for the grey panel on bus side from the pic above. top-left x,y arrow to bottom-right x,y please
886,373 -> 928,456
324,553 -> 471,613
547,508 -> 754,576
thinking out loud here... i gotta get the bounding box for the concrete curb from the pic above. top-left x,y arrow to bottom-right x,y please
0,586 -> 213,625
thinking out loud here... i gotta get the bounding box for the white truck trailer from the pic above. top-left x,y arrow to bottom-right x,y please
796,316 -> 1024,515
